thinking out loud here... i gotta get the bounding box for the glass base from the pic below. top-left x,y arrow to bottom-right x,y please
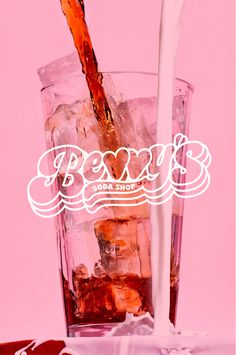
68,323 -> 120,337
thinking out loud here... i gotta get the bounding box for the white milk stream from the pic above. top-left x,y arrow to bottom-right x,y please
151,0 -> 185,335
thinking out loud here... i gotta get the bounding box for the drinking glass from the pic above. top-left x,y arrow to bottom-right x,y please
38,52 -> 192,337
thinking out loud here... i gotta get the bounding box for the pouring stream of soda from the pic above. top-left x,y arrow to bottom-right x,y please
151,0 -> 186,335
60,0 -> 120,156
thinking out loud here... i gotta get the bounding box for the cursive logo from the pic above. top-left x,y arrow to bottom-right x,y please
27,134 -> 211,217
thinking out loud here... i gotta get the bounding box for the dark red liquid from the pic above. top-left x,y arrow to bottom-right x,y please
63,272 -> 178,326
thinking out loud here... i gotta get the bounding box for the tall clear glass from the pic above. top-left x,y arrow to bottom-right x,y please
38,52 -> 192,337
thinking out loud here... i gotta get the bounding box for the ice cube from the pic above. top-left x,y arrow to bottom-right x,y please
94,218 -> 151,278
117,98 -> 157,149
72,271 -> 151,321
107,312 -> 154,336
45,100 -> 102,153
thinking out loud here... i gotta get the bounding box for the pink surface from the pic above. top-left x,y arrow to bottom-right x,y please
0,336 -> 234,355
0,0 -> 234,343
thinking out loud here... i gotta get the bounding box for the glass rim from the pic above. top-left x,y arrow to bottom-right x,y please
40,70 -> 193,93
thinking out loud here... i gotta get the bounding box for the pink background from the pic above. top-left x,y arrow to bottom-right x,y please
0,0 -> 234,342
